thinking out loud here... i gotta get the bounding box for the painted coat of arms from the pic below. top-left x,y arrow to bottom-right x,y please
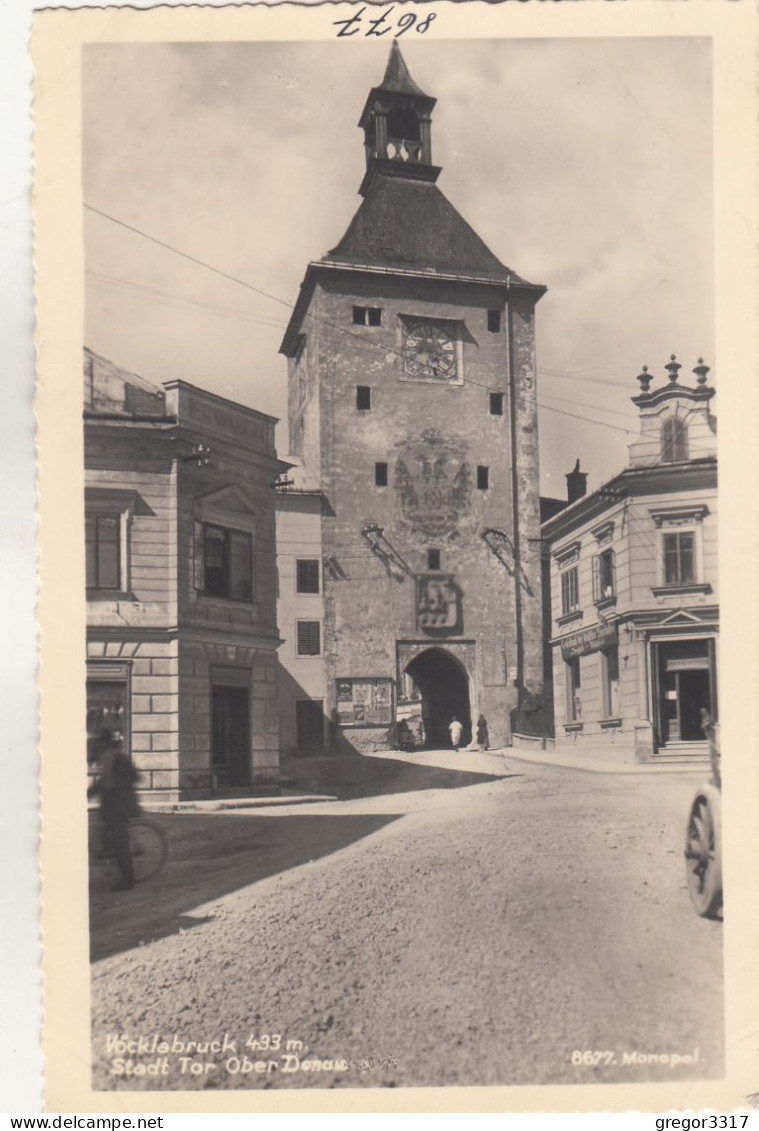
417,575 -> 460,632
395,429 -> 471,539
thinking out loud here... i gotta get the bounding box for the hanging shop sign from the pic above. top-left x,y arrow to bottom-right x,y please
336,677 -> 393,728
560,621 -> 618,659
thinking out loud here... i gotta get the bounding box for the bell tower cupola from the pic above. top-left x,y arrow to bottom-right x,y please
358,41 -> 441,196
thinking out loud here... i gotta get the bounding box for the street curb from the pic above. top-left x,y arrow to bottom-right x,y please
142,793 -> 339,813
498,748 -> 708,776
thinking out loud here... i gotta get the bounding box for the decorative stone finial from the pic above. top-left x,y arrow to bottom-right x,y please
665,354 -> 682,383
693,358 -> 710,386
636,365 -> 652,392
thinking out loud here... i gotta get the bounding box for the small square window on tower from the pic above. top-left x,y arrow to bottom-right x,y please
427,548 -> 441,571
356,386 -> 371,411
477,465 -> 490,490
487,310 -> 502,333
375,462 -> 388,487
353,305 -> 382,327
489,393 -> 504,416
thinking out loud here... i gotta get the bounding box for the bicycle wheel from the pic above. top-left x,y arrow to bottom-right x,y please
128,818 -> 168,882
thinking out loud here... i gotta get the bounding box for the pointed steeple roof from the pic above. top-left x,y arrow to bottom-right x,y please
377,41 -> 429,98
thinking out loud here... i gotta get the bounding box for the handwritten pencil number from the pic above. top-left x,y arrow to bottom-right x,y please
332,7 -> 437,38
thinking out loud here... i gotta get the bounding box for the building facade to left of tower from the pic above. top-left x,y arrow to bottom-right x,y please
84,348 -> 288,801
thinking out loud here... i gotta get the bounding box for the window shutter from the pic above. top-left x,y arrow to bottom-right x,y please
193,521 -> 205,591
609,550 -> 616,597
592,554 -> 600,602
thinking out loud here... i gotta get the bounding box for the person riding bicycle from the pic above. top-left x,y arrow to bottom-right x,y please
87,729 -> 140,891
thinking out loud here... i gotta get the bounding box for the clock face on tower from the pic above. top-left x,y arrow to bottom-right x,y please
401,319 -> 459,380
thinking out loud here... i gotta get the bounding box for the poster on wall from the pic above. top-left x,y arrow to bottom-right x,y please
336,677 -> 393,728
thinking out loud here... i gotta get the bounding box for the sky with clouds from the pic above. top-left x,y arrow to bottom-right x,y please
83,36 -> 713,496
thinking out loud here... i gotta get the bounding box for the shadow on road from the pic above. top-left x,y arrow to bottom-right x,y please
281,749 -> 515,800
90,810 -> 400,962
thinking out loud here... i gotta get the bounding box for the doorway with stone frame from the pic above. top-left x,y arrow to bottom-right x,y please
401,646 -> 473,749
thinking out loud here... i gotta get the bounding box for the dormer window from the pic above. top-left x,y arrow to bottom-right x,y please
661,417 -> 688,462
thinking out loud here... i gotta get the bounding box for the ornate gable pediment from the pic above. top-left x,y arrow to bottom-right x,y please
196,484 -> 263,520
660,608 -> 705,626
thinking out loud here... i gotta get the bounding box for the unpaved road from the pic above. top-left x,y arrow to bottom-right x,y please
90,754 -> 723,1092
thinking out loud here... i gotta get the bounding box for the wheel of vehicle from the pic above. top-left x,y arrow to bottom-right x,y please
128,817 -> 168,882
684,790 -> 722,919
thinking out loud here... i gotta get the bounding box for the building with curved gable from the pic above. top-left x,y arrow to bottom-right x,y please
542,356 -> 718,763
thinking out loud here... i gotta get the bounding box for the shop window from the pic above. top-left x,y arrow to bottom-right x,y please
85,512 -> 121,590
592,548 -> 616,602
201,523 -> 253,602
663,531 -> 695,585
477,465 -> 489,490
427,548 -> 441,570
356,385 -> 371,411
296,558 -> 320,594
375,462 -> 388,487
601,646 -> 620,719
489,393 -> 504,416
565,656 -> 582,721
487,309 -> 502,333
297,620 -> 321,656
661,417 -> 689,463
86,666 -> 129,766
561,566 -> 580,616
353,305 -> 382,327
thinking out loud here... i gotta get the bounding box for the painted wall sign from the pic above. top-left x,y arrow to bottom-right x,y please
560,621 -> 618,659
336,677 -> 393,728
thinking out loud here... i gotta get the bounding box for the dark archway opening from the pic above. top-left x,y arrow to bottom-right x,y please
404,648 -> 471,749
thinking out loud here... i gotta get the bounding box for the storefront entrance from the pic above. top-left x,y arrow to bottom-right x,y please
403,648 -> 472,748
654,640 -> 715,745
211,678 -> 251,789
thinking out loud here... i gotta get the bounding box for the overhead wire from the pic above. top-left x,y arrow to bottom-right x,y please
86,203 -> 715,565
85,202 -> 652,436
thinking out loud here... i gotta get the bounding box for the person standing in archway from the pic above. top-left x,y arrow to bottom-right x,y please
476,713 -> 490,751
448,715 -> 463,752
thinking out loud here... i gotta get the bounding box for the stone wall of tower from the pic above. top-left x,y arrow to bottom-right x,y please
508,291 -> 549,731
291,270 -> 545,749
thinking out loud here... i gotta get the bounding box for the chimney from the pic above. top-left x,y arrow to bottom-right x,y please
566,459 -> 587,504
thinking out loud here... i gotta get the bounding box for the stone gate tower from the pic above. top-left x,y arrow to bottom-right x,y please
278,43 -> 547,752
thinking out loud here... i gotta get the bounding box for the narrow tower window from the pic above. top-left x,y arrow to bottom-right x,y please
487,310 -> 502,333
356,386 -> 371,411
489,393 -> 504,416
375,462 -> 388,487
427,549 -> 441,571
477,465 -> 490,490
353,306 -> 382,327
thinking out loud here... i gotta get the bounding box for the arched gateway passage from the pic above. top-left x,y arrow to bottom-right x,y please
404,648 -> 472,749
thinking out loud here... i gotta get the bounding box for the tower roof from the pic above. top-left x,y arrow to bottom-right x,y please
322,173 -> 532,285
358,42 -> 436,133
377,41 -> 429,99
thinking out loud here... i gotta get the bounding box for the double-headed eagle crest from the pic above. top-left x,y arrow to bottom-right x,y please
395,429 -> 471,539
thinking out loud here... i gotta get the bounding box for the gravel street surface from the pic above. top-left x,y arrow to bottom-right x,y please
90,752 -> 723,1092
